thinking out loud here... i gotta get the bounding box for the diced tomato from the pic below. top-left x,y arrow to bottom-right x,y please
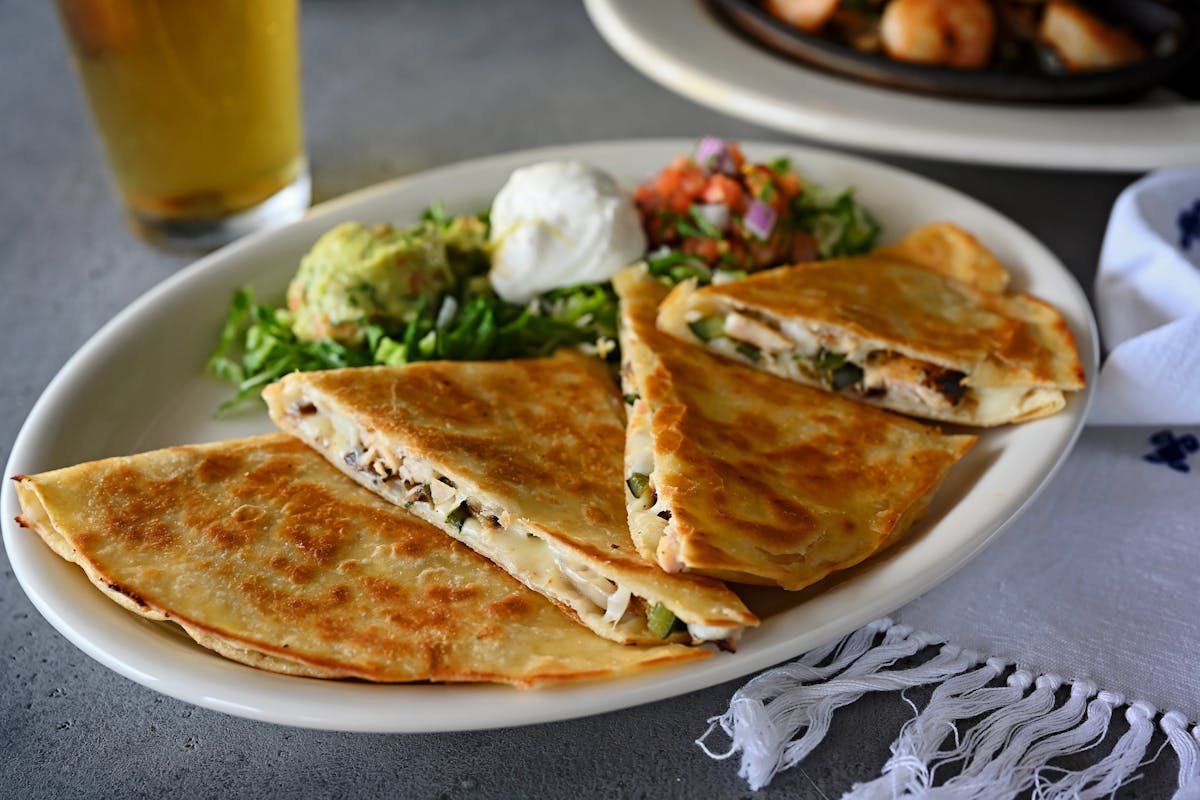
650,157 -> 684,197
701,174 -> 745,209
682,236 -> 722,262
777,169 -> 802,198
678,165 -> 708,196
644,157 -> 709,214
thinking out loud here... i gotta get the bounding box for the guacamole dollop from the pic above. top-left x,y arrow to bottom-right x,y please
285,220 -> 477,345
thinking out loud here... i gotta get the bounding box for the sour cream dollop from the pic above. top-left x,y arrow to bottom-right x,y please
488,161 -> 647,304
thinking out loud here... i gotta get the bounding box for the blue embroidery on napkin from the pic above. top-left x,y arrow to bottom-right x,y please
1144,430 -> 1199,473
1180,199 -> 1200,251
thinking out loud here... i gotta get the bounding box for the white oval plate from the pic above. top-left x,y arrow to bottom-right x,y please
585,0 -> 1200,172
2,139 -> 1097,732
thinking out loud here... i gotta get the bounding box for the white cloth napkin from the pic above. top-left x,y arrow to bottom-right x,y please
1090,168 -> 1200,425
701,169 -> 1200,795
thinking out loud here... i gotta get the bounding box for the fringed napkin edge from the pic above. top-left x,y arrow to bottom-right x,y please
697,618 -> 1200,798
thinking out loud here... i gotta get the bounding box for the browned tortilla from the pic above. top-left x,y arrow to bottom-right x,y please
658,254 -> 1085,426
616,265 -> 976,590
873,222 -> 1011,294
13,434 -> 706,686
264,353 -> 758,647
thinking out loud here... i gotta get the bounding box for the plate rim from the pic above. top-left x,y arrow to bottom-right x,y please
584,0 -> 1200,171
2,137 -> 1098,732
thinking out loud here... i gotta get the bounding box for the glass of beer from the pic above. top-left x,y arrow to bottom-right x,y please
55,0 -> 310,250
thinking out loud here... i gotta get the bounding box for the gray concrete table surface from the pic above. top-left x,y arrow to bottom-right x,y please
0,1 -> 1171,798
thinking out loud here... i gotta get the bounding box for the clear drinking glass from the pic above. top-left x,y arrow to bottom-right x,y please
55,0 -> 310,250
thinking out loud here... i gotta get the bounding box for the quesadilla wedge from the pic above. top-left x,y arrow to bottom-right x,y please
263,353 -> 758,648
615,265 -> 976,590
872,222 -> 1011,294
657,255 -> 1085,427
13,434 -> 707,687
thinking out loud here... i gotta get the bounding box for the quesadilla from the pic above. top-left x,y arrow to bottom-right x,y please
263,353 -> 758,648
872,222 -> 1011,294
13,434 -> 706,687
615,265 -> 976,590
656,254 -> 1085,427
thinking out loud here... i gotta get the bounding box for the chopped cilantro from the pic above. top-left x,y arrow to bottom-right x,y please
791,187 -> 880,259
768,156 -> 792,174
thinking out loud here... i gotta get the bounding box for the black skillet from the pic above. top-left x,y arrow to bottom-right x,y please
710,0 -> 1200,103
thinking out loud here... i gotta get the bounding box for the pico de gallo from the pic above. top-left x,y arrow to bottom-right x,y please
634,137 -> 880,283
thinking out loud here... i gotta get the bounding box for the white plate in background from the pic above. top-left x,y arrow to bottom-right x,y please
585,0 -> 1200,172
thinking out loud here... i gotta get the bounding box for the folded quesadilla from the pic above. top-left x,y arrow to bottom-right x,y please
615,265 -> 976,590
656,254 -> 1085,427
13,434 -> 706,687
263,353 -> 758,648
872,222 -> 1011,294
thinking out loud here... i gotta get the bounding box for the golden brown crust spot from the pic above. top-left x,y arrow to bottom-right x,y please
873,222 -> 1011,294
424,583 -> 481,604
266,555 -> 317,585
359,575 -> 403,602
488,593 -> 533,621
193,452 -> 243,484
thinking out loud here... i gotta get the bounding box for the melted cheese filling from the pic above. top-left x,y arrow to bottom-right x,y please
285,396 -> 740,644
623,399 -> 672,559
699,308 -> 1051,421
623,408 -> 735,644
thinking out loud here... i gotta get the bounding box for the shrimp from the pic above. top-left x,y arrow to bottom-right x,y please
879,0 -> 995,69
762,0 -> 841,33
1038,0 -> 1145,72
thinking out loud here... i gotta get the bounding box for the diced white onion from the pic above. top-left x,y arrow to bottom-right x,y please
554,555 -> 617,610
688,622 -> 740,643
604,585 -> 632,625
696,202 -> 729,232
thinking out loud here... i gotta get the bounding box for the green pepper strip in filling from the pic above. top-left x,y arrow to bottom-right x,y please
646,602 -> 684,639
445,501 -> 471,530
688,316 -> 725,342
735,342 -> 762,363
815,348 -> 863,391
